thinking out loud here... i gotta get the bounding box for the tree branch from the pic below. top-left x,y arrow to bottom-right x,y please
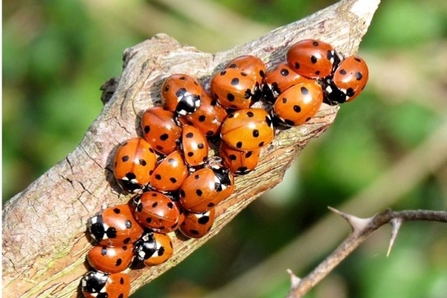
286,208 -> 447,298
2,0 -> 380,297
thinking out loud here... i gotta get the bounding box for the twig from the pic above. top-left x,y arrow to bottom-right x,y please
286,209 -> 447,298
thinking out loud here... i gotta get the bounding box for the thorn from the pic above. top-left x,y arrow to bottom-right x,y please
387,218 -> 402,257
287,269 -> 301,288
328,206 -> 373,233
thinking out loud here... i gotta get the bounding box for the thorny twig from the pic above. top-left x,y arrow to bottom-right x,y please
286,208 -> 447,298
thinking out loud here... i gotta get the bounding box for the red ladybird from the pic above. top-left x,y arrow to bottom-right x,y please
219,141 -> 260,175
81,271 -> 130,298
325,55 -> 369,103
134,231 -> 173,266
141,107 -> 182,155
287,39 -> 338,79
225,55 -> 266,86
263,63 -> 315,101
132,191 -> 180,233
149,150 -> 188,193
87,204 -> 144,247
180,208 -> 216,238
210,68 -> 261,109
181,125 -> 209,167
161,74 -> 202,117
179,91 -> 227,137
87,245 -> 134,274
273,82 -> 323,127
179,164 -> 234,213
220,108 -> 274,151
113,137 -> 157,192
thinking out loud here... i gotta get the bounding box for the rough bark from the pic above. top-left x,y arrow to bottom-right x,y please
2,0 -> 380,297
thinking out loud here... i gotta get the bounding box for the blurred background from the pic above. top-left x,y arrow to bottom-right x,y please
3,0 -> 447,297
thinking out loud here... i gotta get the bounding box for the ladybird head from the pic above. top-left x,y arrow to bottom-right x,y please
134,231 -> 157,261
81,271 -> 109,294
87,214 -> 105,242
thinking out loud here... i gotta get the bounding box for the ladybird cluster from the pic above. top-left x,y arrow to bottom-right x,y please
80,39 -> 369,297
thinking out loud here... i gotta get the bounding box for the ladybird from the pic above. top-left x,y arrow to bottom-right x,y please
161,74 -> 202,117
81,271 -> 130,298
141,107 -> 182,155
181,125 -> 209,167
210,68 -> 261,109
263,63 -> 315,101
113,137 -> 157,192
324,55 -> 369,103
179,164 -> 234,213
87,245 -> 134,274
226,55 -> 266,86
273,82 -> 323,127
134,231 -> 173,266
180,208 -> 216,238
132,191 -> 180,233
219,141 -> 260,175
149,150 -> 188,193
179,91 -> 227,137
87,204 -> 144,247
287,39 -> 339,79
220,108 -> 274,151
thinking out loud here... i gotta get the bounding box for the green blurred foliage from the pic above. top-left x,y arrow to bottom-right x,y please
3,0 -> 447,297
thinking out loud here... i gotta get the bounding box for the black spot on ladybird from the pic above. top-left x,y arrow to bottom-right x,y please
294,105 -> 301,113
236,141 -> 243,149
198,216 -> 210,225
231,78 -> 239,85
356,72 -> 363,80
122,155 -> 129,162
176,88 -> 187,98
246,111 -> 254,117
301,86 -> 309,95
198,115 -> 206,122
253,129 -> 260,138
196,189 -> 203,196
144,125 -> 150,134
160,133 -> 169,141
311,55 -> 318,64
280,68 -> 289,76
139,159 -> 147,166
